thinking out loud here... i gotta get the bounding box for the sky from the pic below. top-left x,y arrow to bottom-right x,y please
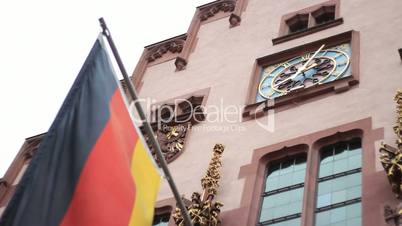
0,0 -> 212,176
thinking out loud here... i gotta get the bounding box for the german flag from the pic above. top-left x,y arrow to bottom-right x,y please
0,37 -> 161,226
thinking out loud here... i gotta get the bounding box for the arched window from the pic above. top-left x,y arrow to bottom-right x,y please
259,154 -> 307,226
315,138 -> 362,226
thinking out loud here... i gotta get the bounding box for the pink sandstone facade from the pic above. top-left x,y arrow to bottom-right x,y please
139,0 -> 401,225
1,0 -> 402,226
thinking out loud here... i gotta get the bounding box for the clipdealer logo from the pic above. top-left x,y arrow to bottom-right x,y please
128,97 -> 275,133
253,99 -> 275,132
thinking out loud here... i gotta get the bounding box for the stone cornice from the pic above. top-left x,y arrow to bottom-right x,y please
0,133 -> 45,206
145,34 -> 187,63
22,134 -> 44,160
197,0 -> 236,21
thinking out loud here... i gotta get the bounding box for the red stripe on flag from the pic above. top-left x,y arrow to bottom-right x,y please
60,90 -> 139,226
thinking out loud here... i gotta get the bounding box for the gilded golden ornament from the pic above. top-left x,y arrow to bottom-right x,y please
379,90 -> 402,198
173,144 -> 225,226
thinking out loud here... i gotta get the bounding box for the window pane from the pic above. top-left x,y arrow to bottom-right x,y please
268,217 -> 301,226
346,217 -> 361,226
260,188 -> 304,222
278,173 -> 293,188
288,201 -> 302,215
280,159 -> 294,174
319,140 -> 361,177
346,172 -> 362,187
348,155 -> 361,169
317,173 -> 361,207
315,204 -> 361,226
262,195 -> 276,209
291,187 -> 305,201
331,190 -> 347,204
332,221 -> 347,226
274,205 -> 288,219
330,207 -> 346,224
266,177 -> 279,192
317,193 -> 331,208
333,160 -> 348,174
292,170 -> 306,184
318,180 -> 331,195
346,203 -> 361,218
346,185 -> 361,200
259,208 -> 274,222
331,176 -> 347,192
276,192 -> 291,206
316,210 -> 330,226
319,162 -> 333,178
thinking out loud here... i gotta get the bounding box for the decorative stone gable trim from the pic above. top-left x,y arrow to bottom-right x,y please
145,35 -> 186,63
131,0 -> 249,87
198,0 -> 236,22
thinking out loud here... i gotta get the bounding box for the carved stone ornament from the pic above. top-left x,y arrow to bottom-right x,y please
22,135 -> 44,160
175,57 -> 187,71
229,13 -> 241,26
146,35 -> 186,63
199,0 -> 236,21
145,122 -> 191,164
379,90 -> 402,198
142,96 -> 205,164
173,144 -> 225,226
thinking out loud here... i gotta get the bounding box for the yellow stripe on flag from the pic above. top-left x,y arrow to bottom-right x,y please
129,139 -> 161,226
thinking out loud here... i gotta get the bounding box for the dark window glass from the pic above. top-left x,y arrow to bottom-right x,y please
153,213 -> 170,226
315,139 -> 362,226
259,154 -> 306,225
286,14 -> 309,34
316,203 -> 361,226
312,5 -> 336,25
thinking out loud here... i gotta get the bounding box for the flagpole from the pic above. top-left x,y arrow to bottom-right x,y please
98,18 -> 193,226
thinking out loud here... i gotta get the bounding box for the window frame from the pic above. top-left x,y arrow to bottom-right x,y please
235,118 -> 382,226
255,134 -> 363,226
273,0 -> 342,45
